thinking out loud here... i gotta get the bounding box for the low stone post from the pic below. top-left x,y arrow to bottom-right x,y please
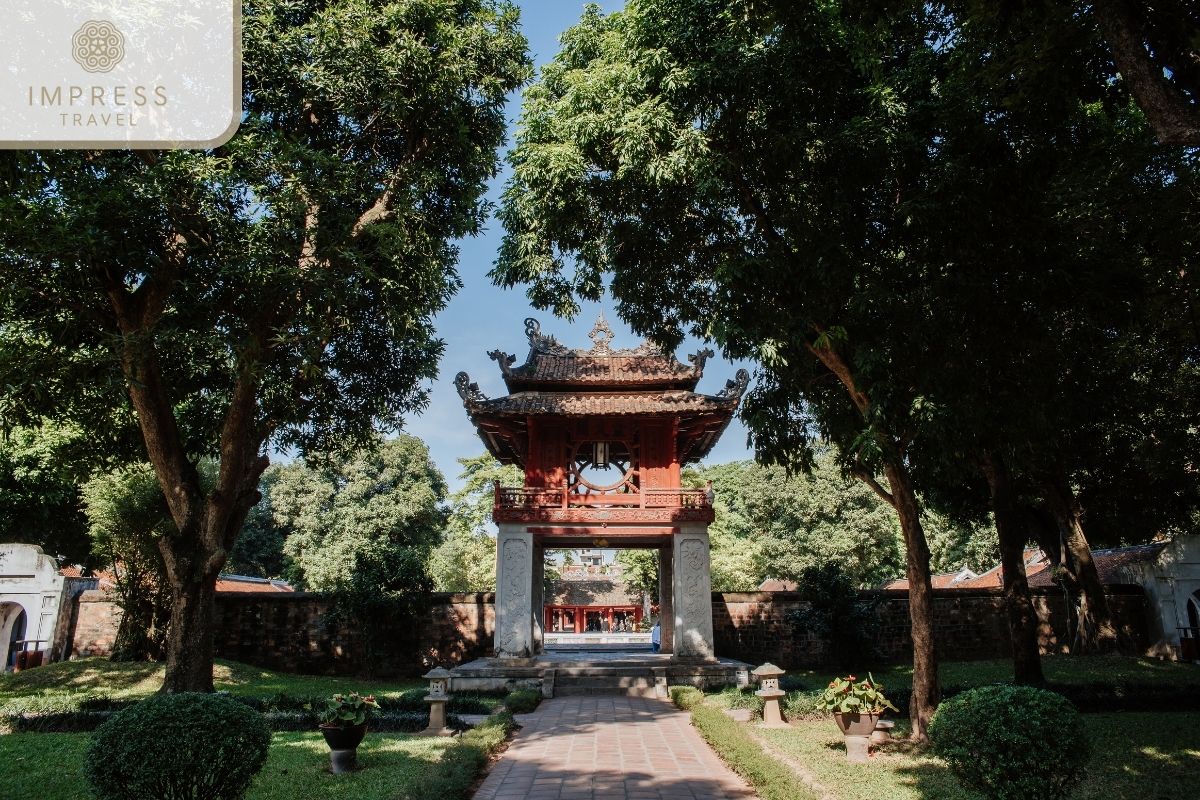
422,667 -> 454,737
753,662 -> 788,728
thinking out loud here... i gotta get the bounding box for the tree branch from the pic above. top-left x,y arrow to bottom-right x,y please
1096,0 -> 1200,146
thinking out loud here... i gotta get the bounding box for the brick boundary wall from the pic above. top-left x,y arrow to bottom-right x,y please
71,586 -> 1148,676
712,585 -> 1150,669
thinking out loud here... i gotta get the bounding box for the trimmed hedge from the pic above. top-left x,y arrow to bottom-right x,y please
404,712 -> 517,800
930,685 -> 1090,800
3,706 -> 465,734
669,685 -> 705,710
675,694 -> 818,800
85,692 -> 271,800
502,688 -> 541,713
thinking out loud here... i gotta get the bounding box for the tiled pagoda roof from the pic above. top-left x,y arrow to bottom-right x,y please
455,315 -> 749,466
463,390 -> 739,417
486,316 -> 711,391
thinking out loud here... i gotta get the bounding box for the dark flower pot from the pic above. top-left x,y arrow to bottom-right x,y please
320,722 -> 367,773
833,711 -> 880,737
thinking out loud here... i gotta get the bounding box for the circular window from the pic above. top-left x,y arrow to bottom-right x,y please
569,440 -> 638,494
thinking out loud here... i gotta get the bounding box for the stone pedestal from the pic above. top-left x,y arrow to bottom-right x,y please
657,544 -> 674,655
495,526 -> 534,659
672,527 -> 715,660
845,735 -> 870,763
422,696 -> 453,737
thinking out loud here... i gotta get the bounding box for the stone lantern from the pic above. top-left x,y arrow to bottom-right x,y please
422,667 -> 454,736
752,662 -> 788,728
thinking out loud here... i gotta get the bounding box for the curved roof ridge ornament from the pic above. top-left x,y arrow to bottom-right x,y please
717,368 -> 751,401
524,317 -> 570,355
454,372 -> 488,406
487,349 -> 516,376
688,347 -> 715,375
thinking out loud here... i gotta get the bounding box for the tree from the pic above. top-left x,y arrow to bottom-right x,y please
273,436 -> 447,672
691,457 -> 907,591
494,0 -> 947,737
0,1 -> 530,691
428,454 -> 521,592
81,464 -> 181,661
0,424 -> 93,566
495,0 -> 1194,734
276,436 -> 447,593
225,466 -> 288,579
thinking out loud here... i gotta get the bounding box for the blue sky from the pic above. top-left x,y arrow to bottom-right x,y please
404,1 -> 755,491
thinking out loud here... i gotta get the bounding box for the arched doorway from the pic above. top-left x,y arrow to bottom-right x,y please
1183,590 -> 1200,662
2,603 -> 28,671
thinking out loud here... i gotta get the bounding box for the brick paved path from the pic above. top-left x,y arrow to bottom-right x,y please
473,696 -> 756,800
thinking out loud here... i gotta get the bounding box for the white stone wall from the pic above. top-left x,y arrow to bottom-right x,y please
1124,536 -> 1200,658
0,543 -> 69,667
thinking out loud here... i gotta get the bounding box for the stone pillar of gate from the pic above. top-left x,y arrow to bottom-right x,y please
657,544 -> 675,655
495,525 -> 535,659
671,525 -> 715,661
531,543 -> 545,655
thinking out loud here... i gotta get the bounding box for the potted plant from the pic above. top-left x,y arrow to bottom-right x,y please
317,692 -> 379,773
817,674 -> 898,744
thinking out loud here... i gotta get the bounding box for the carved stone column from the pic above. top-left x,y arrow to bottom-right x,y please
495,525 -> 534,659
531,543 -> 545,655
672,526 -> 715,661
657,544 -> 674,655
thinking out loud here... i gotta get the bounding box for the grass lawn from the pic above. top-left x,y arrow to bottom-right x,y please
0,657 -> 423,704
754,713 -> 1200,800
784,653 -> 1200,690
0,731 -> 456,800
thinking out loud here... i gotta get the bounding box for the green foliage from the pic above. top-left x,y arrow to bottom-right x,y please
410,711 -> 516,800
428,455 -> 521,592
85,692 -> 271,800
815,674 -> 898,714
316,692 -> 380,728
273,436 -> 446,671
668,685 -> 704,710
502,688 -> 541,713
81,463 -> 187,661
692,456 -> 910,589
713,685 -> 764,714
0,0 -> 532,689
0,424 -> 93,565
930,685 -> 1090,800
688,703 -> 820,800
614,548 -> 658,600
786,564 -> 881,669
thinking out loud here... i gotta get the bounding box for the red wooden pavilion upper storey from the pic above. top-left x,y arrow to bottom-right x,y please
454,316 -> 749,538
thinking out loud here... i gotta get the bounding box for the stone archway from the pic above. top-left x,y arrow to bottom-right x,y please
1,602 -> 29,670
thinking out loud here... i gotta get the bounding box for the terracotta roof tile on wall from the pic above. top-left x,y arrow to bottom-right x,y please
58,566 -> 83,578
548,576 -> 638,606
1027,543 -> 1167,588
214,575 -> 294,593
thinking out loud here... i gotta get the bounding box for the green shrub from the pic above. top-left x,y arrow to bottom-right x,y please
714,685 -> 765,713
407,712 -> 516,800
85,692 -> 271,800
781,689 -> 823,720
690,704 -> 818,800
929,685 -> 1090,800
502,688 -> 541,713
669,685 -> 704,710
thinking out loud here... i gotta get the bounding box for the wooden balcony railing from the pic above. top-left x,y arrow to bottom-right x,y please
494,484 -> 711,510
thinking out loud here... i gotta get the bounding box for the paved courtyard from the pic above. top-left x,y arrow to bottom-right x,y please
473,696 -> 756,800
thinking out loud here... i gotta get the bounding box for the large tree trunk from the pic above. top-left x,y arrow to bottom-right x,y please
882,459 -> 940,742
808,336 -> 939,742
1041,473 -> 1119,654
981,453 -> 1045,685
160,567 -> 219,693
